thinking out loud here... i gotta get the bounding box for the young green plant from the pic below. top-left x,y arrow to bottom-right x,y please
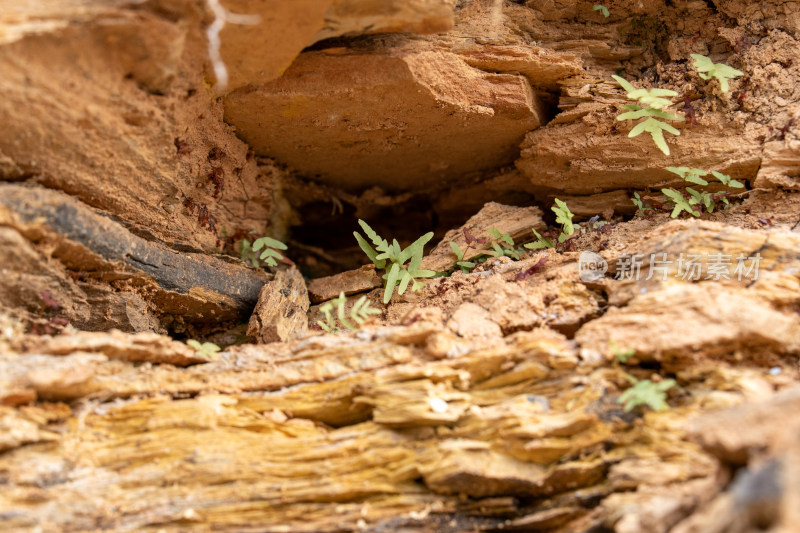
612,75 -> 684,155
449,242 -> 477,273
239,232 -> 289,268
662,167 -> 745,217
317,292 -> 381,333
691,54 -> 743,93
618,375 -> 677,412
487,228 -> 525,259
354,220 -> 437,304
525,198 -> 576,250
187,339 -> 221,359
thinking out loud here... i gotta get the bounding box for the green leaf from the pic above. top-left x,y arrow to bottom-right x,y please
628,117 -> 681,155
662,188 -> 700,217
187,339 -> 220,358
252,236 -> 287,251
336,294 -> 356,330
358,219 -> 386,250
525,228 -> 555,250
384,263 -> 400,304
612,74 -> 637,94
398,232 -> 433,265
592,4 -> 609,17
552,198 -> 575,237
618,378 -> 677,412
691,54 -> 743,93
397,270 -> 412,295
354,232 -> 386,269
449,241 -> 464,261
711,170 -> 744,188
666,166 -> 709,185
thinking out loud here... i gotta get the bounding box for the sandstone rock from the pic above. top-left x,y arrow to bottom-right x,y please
223,42 -> 546,192
688,385 -> 800,465
217,0 -> 456,91
0,2 -> 277,252
516,116 -> 760,195
422,201 -> 546,272
307,265 -> 382,303
247,267 -> 310,343
446,302 -> 503,340
0,184 -> 270,327
755,139 -> 800,189
26,330 -> 208,366
575,283 -> 800,368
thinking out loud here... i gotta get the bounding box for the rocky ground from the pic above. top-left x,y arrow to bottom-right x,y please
1,0 -> 799,531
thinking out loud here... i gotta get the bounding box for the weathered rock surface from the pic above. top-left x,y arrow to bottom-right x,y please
3,0 -> 800,531
247,267 -> 310,343
224,41 -> 546,192
422,201 -> 546,272
0,184 -> 269,329
307,265 -> 382,303
216,0 -> 457,90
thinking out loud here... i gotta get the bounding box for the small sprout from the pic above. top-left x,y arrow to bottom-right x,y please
487,228 -> 524,259
354,220 -> 436,304
610,341 -> 635,364
592,4 -> 609,17
691,54 -> 743,93
524,228 -> 555,250
449,242 -> 477,273
552,199 -> 575,242
317,292 -> 381,333
662,188 -> 701,218
252,236 -> 288,267
612,75 -> 678,110
666,166 -> 709,186
187,339 -> 221,359
711,170 -> 744,188
686,187 -> 715,213
618,376 -> 677,412
631,192 -> 654,217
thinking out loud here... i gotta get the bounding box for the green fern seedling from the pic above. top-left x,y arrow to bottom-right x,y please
487,228 -> 525,259
666,166 -> 709,186
524,198 -> 575,249
613,75 -> 678,110
239,237 -> 261,268
317,292 -> 381,333
252,236 -> 288,267
613,75 -> 684,155
686,187 -> 715,213
449,242 -> 477,273
711,170 -> 744,188
593,4 -> 609,17
354,220 -> 437,304
552,199 -> 576,242
187,339 -> 221,359
631,192 -> 655,217
662,188 -> 701,218
691,54 -> 743,93
525,228 -> 556,250
618,376 -> 677,412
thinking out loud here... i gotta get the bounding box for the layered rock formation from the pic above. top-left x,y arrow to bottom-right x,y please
2,0 -> 800,531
